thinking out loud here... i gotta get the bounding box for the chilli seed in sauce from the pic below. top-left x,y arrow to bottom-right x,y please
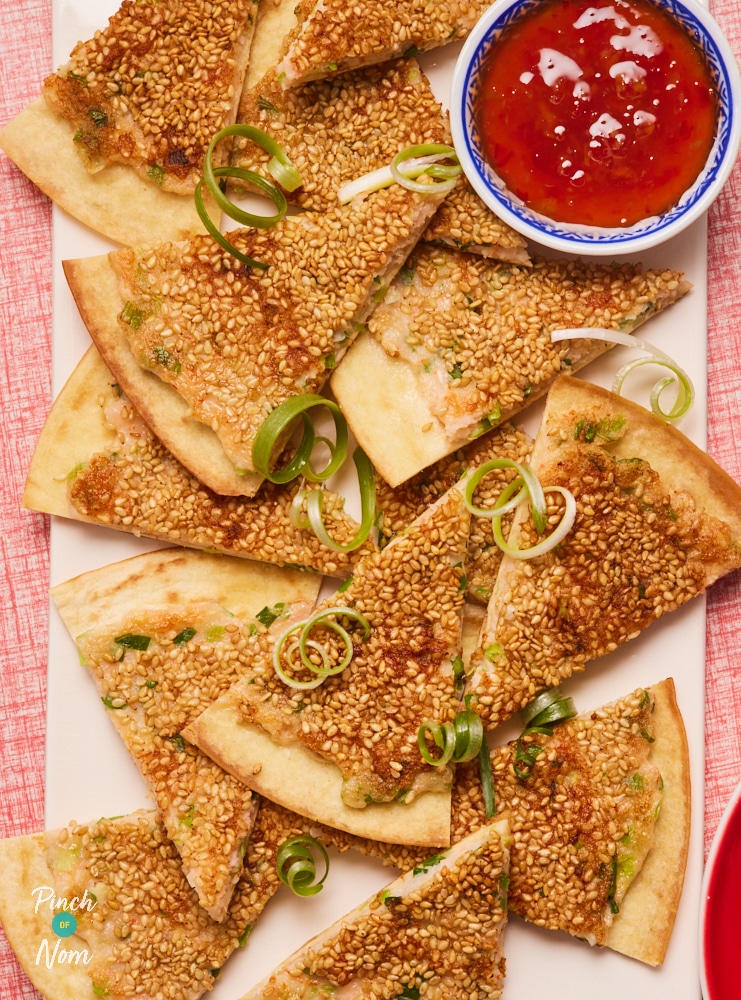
475,0 -> 718,227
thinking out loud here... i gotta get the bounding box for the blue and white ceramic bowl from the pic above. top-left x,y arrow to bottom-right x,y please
450,0 -> 741,255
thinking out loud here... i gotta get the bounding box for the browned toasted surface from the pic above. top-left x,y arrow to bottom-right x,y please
468,377 -> 741,729
229,483 -> 471,809
276,0 -> 495,85
375,422 -> 532,603
319,679 -> 690,965
43,0 -> 258,195
237,59 -> 448,209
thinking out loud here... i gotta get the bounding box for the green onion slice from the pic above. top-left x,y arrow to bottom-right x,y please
303,447 -> 377,553
464,459 -> 546,530
513,687 -> 578,780
478,739 -> 496,819
205,123 -> 302,195
464,460 -> 575,559
389,144 -> 461,195
338,144 -> 461,204
551,328 -> 695,423
275,835 -> 329,896
520,687 -> 577,728
195,124 -> 302,269
273,606 -> 371,690
251,395 -> 348,484
492,484 -> 576,560
418,696 -> 484,767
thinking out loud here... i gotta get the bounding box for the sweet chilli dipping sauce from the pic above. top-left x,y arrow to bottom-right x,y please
475,0 -> 718,227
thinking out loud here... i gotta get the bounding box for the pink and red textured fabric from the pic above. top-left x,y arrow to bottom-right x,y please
2,1 -> 741,994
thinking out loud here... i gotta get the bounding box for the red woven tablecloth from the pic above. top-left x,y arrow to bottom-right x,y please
2,2 -> 741,996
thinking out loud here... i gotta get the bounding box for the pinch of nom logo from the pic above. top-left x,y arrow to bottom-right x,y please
31,885 -> 96,969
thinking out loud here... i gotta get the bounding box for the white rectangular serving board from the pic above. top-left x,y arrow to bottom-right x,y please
45,2 -> 706,997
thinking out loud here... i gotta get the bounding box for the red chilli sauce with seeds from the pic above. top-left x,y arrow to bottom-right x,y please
475,0 -> 718,227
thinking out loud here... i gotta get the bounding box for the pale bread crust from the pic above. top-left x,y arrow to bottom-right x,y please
331,331 -> 452,486
49,547 -> 321,641
62,255 -> 263,497
0,98 -> 212,247
541,377 -> 741,581
0,831 -> 91,1000
331,332 -> 612,489
183,695 -> 452,847
607,678 -> 691,966
246,0 -> 300,89
23,346 -> 119,518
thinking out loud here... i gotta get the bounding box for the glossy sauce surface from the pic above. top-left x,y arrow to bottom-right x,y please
703,790 -> 741,1000
475,0 -> 718,227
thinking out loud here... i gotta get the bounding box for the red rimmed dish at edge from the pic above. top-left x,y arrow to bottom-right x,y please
701,777 -> 741,999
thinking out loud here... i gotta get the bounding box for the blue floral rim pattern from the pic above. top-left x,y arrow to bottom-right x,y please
458,0 -> 737,247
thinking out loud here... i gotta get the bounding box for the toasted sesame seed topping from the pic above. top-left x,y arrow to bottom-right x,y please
469,418 -> 738,729
109,184 -> 442,470
320,687 -> 662,947
276,0 -> 496,86
236,59 -> 449,210
234,484 -> 472,807
43,0 -> 258,194
75,602 -> 313,920
376,422 -> 533,604
43,809 -> 280,999
67,382 -> 374,575
422,177 -> 530,264
252,821 -> 509,1000
369,246 -> 690,445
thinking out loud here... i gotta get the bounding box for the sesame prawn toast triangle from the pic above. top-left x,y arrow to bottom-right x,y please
238,818 -> 511,1000
63,182 -> 446,493
275,0 -> 496,87
0,0 -> 260,244
185,479 -> 475,846
0,806 -> 305,1000
0,98 -> 209,247
468,375 -> 741,729
331,248 -> 691,487
50,548 -> 321,921
320,678 -> 690,967
24,345 -> 375,576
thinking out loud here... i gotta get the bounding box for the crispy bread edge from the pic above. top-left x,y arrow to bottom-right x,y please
0,97 -> 208,247
62,254 -> 262,497
49,547 -> 321,640
607,677 -> 691,965
184,695 -> 452,848
0,831 -> 91,1000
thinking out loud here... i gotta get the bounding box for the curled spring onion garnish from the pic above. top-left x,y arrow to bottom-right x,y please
273,606 -> 372,690
275,835 -> 329,896
478,739 -> 496,819
252,394 -> 348,485
513,687 -> 577,780
418,696 -> 484,767
290,447 -> 377,554
551,328 -> 694,423
464,459 -> 576,560
195,125 -> 302,268
337,143 -> 461,204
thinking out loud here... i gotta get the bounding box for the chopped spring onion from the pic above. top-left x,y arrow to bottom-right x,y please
464,459 -> 547,531
275,835 -> 329,896
273,606 -> 371,690
513,687 -> 577,780
338,144 -> 461,204
294,447 -> 376,554
251,395 -> 348,484
195,124 -> 302,268
492,485 -> 576,560
478,739 -> 496,819
465,460 -> 576,560
551,328 -> 694,423
418,696 -> 484,767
